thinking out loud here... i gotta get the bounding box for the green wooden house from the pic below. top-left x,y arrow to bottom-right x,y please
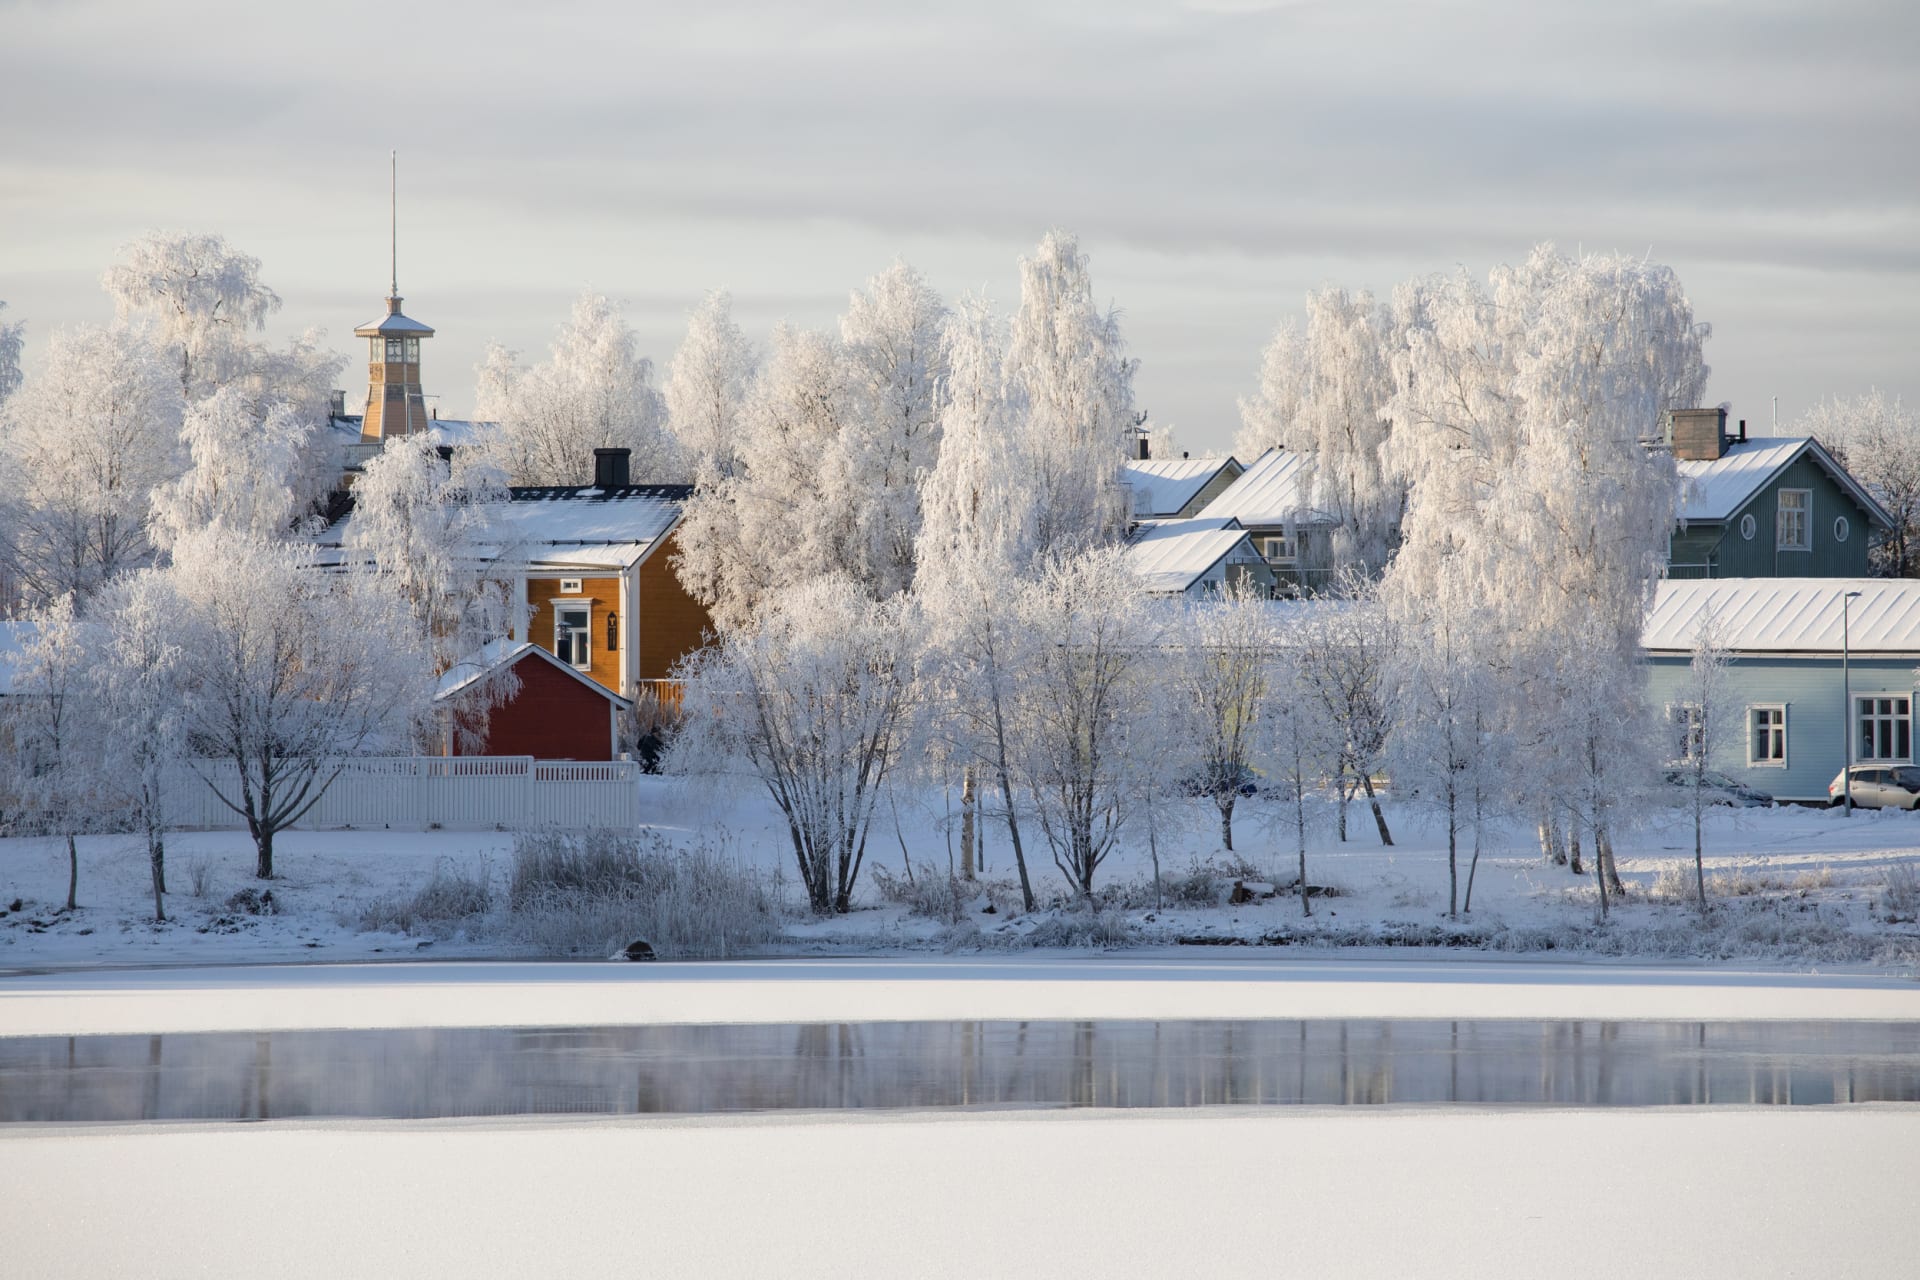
1665,408 -> 1890,579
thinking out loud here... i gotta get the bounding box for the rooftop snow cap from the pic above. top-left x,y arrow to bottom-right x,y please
594,448 -> 631,490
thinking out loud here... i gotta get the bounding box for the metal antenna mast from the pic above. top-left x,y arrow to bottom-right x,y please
389,149 -> 398,299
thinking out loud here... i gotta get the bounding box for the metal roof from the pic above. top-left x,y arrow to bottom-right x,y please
1122,516 -> 1257,594
354,303 -> 435,337
1195,448 -> 1332,527
1643,578 -> 1920,654
1676,436 -> 1891,529
319,485 -> 689,572
1121,456 -> 1239,517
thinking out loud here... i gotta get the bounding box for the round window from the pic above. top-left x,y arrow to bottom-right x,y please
1739,514 -> 1757,541
1836,516 -> 1851,543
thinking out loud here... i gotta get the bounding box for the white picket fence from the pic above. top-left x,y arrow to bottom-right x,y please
163,757 -> 641,831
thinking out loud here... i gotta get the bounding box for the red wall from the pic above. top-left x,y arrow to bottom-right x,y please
453,655 -> 614,761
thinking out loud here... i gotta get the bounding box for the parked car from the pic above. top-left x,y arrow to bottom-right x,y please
1179,763 -> 1263,799
1827,765 -> 1920,809
1661,768 -> 1773,807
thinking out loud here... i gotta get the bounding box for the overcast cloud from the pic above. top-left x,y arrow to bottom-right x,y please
2,0 -> 1913,449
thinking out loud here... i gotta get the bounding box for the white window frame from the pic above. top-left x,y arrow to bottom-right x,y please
1747,704 -> 1787,768
1835,515 -> 1851,543
1776,489 -> 1811,551
1667,703 -> 1706,764
1855,693 -> 1912,763
1263,533 -> 1296,564
555,604 -> 592,671
559,578 -> 583,594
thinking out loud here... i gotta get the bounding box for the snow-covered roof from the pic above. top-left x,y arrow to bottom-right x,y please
329,417 -> 492,446
320,485 -> 691,573
1643,579 -> 1920,655
1676,436 -> 1890,528
354,307 -> 435,337
1123,517 -> 1257,594
0,620 -> 37,697
434,638 -> 633,708
1121,456 -> 1239,518
1195,448 -> 1331,527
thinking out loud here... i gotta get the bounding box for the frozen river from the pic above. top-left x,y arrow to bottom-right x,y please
6,1016 -> 1918,1123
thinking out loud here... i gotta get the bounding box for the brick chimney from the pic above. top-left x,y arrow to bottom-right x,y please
1669,408 -> 1728,462
593,447 -> 631,489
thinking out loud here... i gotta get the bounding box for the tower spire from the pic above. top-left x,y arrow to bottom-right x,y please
389,148 -> 398,300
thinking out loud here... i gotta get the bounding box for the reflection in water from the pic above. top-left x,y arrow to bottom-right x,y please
2,1019 -> 1917,1124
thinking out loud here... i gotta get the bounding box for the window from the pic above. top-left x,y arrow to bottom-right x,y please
1835,515 -> 1851,543
1857,695 -> 1911,762
555,606 -> 591,670
559,578 -> 583,594
1777,489 -> 1810,551
1669,704 -> 1705,762
1263,533 -> 1296,564
386,337 -> 405,363
1739,514 -> 1756,541
1749,705 -> 1786,767
403,336 -> 420,362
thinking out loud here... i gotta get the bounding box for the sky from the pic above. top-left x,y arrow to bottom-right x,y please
1,0 -> 1914,453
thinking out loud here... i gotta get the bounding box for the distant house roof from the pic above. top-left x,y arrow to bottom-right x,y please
1643,578 -> 1920,655
1677,436 -> 1891,529
1123,516 -> 1262,594
0,620 -> 37,697
329,416 -> 491,447
354,304 -> 435,337
1195,448 -> 1331,527
434,638 -> 634,708
318,484 -> 692,573
1122,456 -> 1241,519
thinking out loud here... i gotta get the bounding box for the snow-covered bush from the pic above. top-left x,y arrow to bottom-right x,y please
356,861 -> 494,937
503,828 -> 783,958
1882,863 -> 1920,921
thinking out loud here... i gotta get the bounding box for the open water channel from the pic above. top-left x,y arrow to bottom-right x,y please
4,1018 -> 1918,1123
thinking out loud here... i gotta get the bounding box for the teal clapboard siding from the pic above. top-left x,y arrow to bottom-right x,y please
1646,654 -> 1920,802
1669,451 -> 1874,578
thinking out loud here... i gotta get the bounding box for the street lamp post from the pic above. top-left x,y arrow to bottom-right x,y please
1844,590 -> 1863,814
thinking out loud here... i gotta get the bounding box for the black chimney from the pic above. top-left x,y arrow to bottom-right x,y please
594,447 -> 631,489
329,389 -> 346,419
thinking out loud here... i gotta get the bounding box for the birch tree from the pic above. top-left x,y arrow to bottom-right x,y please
168,532 -> 433,879
473,291 -> 679,485
0,300 -> 22,404
150,386 -> 319,550
1673,609 -> 1731,912
90,570 -> 188,922
672,577 -> 919,914
102,232 -> 282,401
1798,391 -> 1920,576
665,290 -> 757,481
1171,579 -> 1275,853
1011,547 -> 1160,900
1004,231 -> 1138,559
0,325 -> 185,605
1260,627 -> 1336,917
1,595 -> 98,912
1298,586 -> 1398,846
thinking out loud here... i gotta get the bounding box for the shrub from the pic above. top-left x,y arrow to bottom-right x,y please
503,828 -> 783,959
870,862 -> 1025,922
355,860 -> 492,937
187,856 -> 217,899
1882,863 -> 1920,921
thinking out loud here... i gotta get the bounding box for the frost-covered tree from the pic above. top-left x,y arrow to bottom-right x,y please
1298,583 -> 1399,847
102,232 -> 281,400
1,595 -> 99,912
1672,608 -> 1731,912
1010,547 -> 1160,900
917,296 -> 1031,572
345,432 -> 514,678
839,262 -> 950,597
473,291 -> 679,486
149,386 -> 319,550
1798,391 -> 1920,576
0,325 -> 185,605
1004,231 -> 1138,558
672,577 -> 920,914
1258,625 -> 1338,917
89,569 -> 188,922
0,300 -> 23,404
1238,288 -> 1404,574
168,531 -> 433,879
665,290 -> 757,481
1384,246 -> 1710,884
1170,579 -> 1275,853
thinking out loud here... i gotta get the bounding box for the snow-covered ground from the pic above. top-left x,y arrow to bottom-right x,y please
4,777 -> 1920,970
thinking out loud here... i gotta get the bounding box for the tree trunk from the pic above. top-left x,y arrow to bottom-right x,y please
1296,789 -> 1311,918
1598,829 -> 1623,896
1464,826 -> 1483,915
1569,824 -> 1584,877
1693,793 -> 1708,912
254,823 -> 274,880
1148,813 -> 1163,911
988,683 -> 1036,913
65,832 -> 78,912
1220,796 -> 1235,853
148,830 -> 166,924
1539,813 -> 1567,866
1594,834 -> 1610,921
1446,805 -> 1458,918
960,767 -> 977,881
1336,776 -> 1351,842
1361,773 -> 1393,846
